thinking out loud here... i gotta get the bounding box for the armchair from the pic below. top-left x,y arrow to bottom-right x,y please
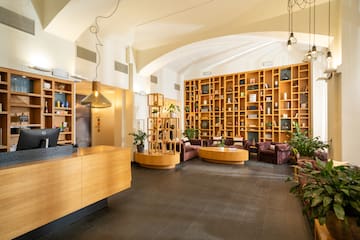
257,142 -> 291,164
179,139 -> 202,161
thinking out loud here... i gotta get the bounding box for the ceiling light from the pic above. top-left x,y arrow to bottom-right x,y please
80,82 -> 111,108
289,32 -> 297,44
311,45 -> 318,58
326,50 -> 332,61
287,39 -> 292,50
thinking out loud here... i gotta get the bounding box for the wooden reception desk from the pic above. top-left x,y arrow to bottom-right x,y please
0,145 -> 132,240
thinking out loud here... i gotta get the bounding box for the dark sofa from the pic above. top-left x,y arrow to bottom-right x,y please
205,137 -> 248,149
257,142 -> 291,164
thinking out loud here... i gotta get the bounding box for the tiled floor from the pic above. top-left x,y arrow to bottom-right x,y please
41,159 -> 312,240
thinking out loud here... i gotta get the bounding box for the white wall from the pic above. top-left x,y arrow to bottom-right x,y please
75,31 -> 130,89
0,0 -> 75,75
150,68 -> 181,100
339,0 -> 360,165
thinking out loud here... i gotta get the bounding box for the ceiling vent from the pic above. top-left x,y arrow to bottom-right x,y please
0,6 -> 34,35
174,83 -> 180,91
76,46 -> 96,63
150,75 -> 158,84
114,61 -> 128,74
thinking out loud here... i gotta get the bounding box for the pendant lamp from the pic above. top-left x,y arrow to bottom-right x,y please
81,0 -> 121,108
80,81 -> 111,108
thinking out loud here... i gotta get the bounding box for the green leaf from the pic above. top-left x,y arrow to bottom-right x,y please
319,216 -> 326,225
311,196 -> 323,207
334,193 -> 343,204
350,185 -> 360,192
324,185 -> 334,194
333,204 -> 345,220
323,196 -> 332,207
340,189 -> 350,196
313,188 -> 324,197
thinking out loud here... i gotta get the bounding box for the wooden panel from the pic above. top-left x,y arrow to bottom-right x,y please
82,148 -> 132,206
0,157 -> 82,240
314,219 -> 334,240
135,152 -> 180,169
0,146 -> 132,239
198,147 -> 248,164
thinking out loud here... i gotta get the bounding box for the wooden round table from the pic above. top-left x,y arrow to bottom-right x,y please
198,147 -> 249,165
135,152 -> 180,169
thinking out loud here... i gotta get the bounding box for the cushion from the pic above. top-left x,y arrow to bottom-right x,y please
269,144 -> 276,151
233,136 -> 243,146
233,137 -> 243,141
182,137 -> 191,146
233,142 -> 243,146
212,136 -> 222,144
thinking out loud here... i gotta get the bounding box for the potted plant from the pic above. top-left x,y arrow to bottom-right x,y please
289,160 -> 360,239
289,122 -> 328,159
128,130 -> 148,153
151,108 -> 159,117
265,122 -> 272,130
167,104 -> 180,118
185,106 -> 190,112
183,128 -> 199,139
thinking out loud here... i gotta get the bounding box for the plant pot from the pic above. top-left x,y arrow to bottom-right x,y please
170,112 -> 176,118
137,145 -> 145,153
326,212 -> 360,240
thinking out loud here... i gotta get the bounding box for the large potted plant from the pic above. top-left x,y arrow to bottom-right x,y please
128,130 -> 148,153
167,104 -> 180,118
183,128 -> 199,140
289,122 -> 328,159
289,159 -> 360,239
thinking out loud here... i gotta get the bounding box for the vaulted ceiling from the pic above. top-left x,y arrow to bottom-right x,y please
31,0 -> 333,75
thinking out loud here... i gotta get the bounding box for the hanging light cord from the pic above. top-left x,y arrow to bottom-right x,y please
308,2 -> 311,50
313,0 -> 316,46
90,0 -> 121,81
328,0 -> 331,48
288,1 -> 291,34
292,0 -> 315,9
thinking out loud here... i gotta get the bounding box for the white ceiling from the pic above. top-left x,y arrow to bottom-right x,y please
36,0 -> 331,75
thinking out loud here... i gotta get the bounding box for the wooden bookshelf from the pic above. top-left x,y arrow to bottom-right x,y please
0,67 -> 74,151
135,93 -> 180,169
184,63 -> 311,142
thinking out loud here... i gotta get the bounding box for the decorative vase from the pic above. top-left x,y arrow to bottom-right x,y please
137,144 -> 145,153
326,212 -> 360,240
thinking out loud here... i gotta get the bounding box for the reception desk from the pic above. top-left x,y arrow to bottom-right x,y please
0,145 -> 132,240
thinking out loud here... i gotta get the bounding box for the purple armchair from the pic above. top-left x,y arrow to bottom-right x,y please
257,142 -> 291,164
179,139 -> 202,161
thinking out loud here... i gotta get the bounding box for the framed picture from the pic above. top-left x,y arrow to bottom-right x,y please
280,68 -> 291,80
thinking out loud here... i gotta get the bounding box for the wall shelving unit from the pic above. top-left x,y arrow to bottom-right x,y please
184,63 -> 311,143
134,93 -> 180,169
0,67 -> 74,151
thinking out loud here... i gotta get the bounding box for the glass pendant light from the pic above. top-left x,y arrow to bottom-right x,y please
303,2 -> 312,62
287,1 -> 297,49
311,0 -> 318,59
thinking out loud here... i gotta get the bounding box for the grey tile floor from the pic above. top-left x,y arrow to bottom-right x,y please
41,159 -> 312,240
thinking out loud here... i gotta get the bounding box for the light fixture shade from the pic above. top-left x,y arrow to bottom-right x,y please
287,39 -> 292,50
326,50 -> 332,60
81,81 -> 112,108
289,32 -> 297,44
